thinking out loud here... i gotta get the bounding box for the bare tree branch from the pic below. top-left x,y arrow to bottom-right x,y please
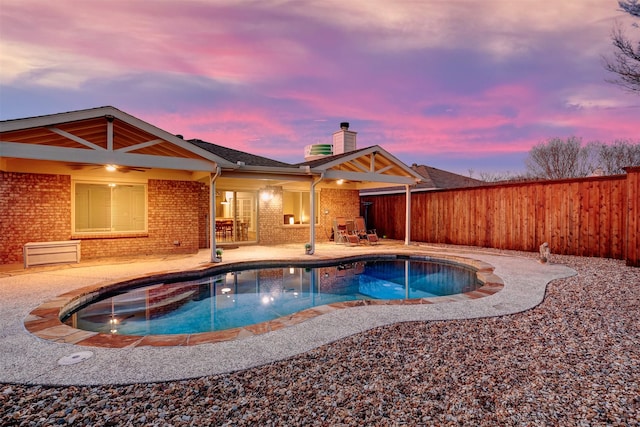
525,137 -> 595,179
619,0 -> 640,17
603,2 -> 640,93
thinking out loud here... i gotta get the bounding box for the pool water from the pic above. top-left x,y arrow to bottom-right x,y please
63,258 -> 479,335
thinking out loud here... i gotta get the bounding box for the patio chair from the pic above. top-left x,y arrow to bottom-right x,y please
344,231 -> 361,246
333,217 -> 349,244
354,216 -> 379,245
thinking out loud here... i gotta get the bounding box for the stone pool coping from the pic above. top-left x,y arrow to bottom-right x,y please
0,243 -> 576,385
24,253 -> 504,348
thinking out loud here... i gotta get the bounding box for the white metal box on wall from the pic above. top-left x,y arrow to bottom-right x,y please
23,240 -> 81,268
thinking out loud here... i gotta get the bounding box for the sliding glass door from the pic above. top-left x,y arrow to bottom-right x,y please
215,190 -> 257,243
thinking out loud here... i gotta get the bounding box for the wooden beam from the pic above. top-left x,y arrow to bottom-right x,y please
116,139 -> 164,153
323,169 -> 417,184
47,126 -> 106,151
106,118 -> 113,151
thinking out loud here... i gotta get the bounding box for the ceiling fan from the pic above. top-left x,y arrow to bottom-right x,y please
66,163 -> 150,173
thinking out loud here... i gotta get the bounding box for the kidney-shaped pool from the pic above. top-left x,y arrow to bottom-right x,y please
62,256 -> 483,336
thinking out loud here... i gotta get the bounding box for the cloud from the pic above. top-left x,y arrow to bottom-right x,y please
1,0 -> 638,175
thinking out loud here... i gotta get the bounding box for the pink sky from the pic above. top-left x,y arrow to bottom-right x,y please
1,0 -> 638,175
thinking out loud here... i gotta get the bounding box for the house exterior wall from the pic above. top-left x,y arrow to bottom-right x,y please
0,172 -> 72,264
257,187 -> 360,246
198,184 -> 211,249
1,171 -> 363,265
71,179 -> 204,259
0,171 -> 205,265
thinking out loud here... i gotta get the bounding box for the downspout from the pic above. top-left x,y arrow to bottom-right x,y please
405,184 -> 411,245
210,166 -> 221,262
308,172 -> 324,254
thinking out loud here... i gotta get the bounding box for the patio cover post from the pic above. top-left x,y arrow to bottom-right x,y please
308,174 -> 323,254
210,167 -> 221,262
405,184 -> 411,245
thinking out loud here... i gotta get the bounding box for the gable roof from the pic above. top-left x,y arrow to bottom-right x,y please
0,106 -> 231,171
297,145 -> 423,186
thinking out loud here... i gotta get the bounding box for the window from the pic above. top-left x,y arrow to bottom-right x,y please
74,182 -> 147,234
282,191 -> 318,225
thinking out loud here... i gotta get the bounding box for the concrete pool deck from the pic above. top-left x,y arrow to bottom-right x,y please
0,242 -> 575,386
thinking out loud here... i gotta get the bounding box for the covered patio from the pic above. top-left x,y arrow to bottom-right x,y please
1,106 -> 423,265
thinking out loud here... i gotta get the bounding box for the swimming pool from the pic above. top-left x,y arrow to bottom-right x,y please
62,256 -> 480,336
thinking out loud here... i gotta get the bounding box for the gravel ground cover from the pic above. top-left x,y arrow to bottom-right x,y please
2,252 -> 639,426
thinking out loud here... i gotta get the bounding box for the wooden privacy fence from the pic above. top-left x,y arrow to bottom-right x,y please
361,167 -> 639,267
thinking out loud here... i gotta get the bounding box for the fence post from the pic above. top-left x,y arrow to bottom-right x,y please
624,167 -> 640,267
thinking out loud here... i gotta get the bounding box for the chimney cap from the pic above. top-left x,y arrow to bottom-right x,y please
340,122 -> 349,130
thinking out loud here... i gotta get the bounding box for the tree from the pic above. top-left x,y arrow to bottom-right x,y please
525,137 -> 595,179
525,137 -> 640,180
603,1 -> 640,93
590,139 -> 640,175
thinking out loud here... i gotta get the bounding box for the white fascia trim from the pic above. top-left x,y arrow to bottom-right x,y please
0,106 -> 117,131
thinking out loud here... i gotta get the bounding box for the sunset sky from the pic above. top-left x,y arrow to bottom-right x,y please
1,0 -> 638,176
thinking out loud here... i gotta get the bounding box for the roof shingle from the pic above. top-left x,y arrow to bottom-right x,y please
187,139 -> 293,168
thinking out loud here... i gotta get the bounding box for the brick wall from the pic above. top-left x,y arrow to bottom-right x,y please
77,179 -> 203,259
1,171 -> 363,264
318,187 -> 361,241
0,172 -> 72,264
198,184 -> 210,249
1,173 -> 205,264
257,187 -> 360,245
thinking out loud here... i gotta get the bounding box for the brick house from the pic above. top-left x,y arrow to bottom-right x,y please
1,106 -> 422,266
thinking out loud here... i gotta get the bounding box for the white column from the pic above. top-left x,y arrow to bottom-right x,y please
405,184 -> 411,245
308,175 -> 323,254
309,180 -> 316,254
210,174 -> 217,262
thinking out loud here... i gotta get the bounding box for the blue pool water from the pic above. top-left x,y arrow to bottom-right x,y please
63,258 -> 479,336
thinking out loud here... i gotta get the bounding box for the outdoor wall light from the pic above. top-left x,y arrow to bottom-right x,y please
336,179 -> 344,185
261,188 -> 274,202
220,191 -> 231,205
105,164 -> 117,172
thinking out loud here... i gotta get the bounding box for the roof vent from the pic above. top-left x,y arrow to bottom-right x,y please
176,134 -> 184,139
304,144 -> 333,161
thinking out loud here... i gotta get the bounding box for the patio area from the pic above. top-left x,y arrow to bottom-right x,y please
0,241 -> 575,386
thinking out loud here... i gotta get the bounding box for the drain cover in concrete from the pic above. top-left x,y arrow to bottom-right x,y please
58,351 -> 94,366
